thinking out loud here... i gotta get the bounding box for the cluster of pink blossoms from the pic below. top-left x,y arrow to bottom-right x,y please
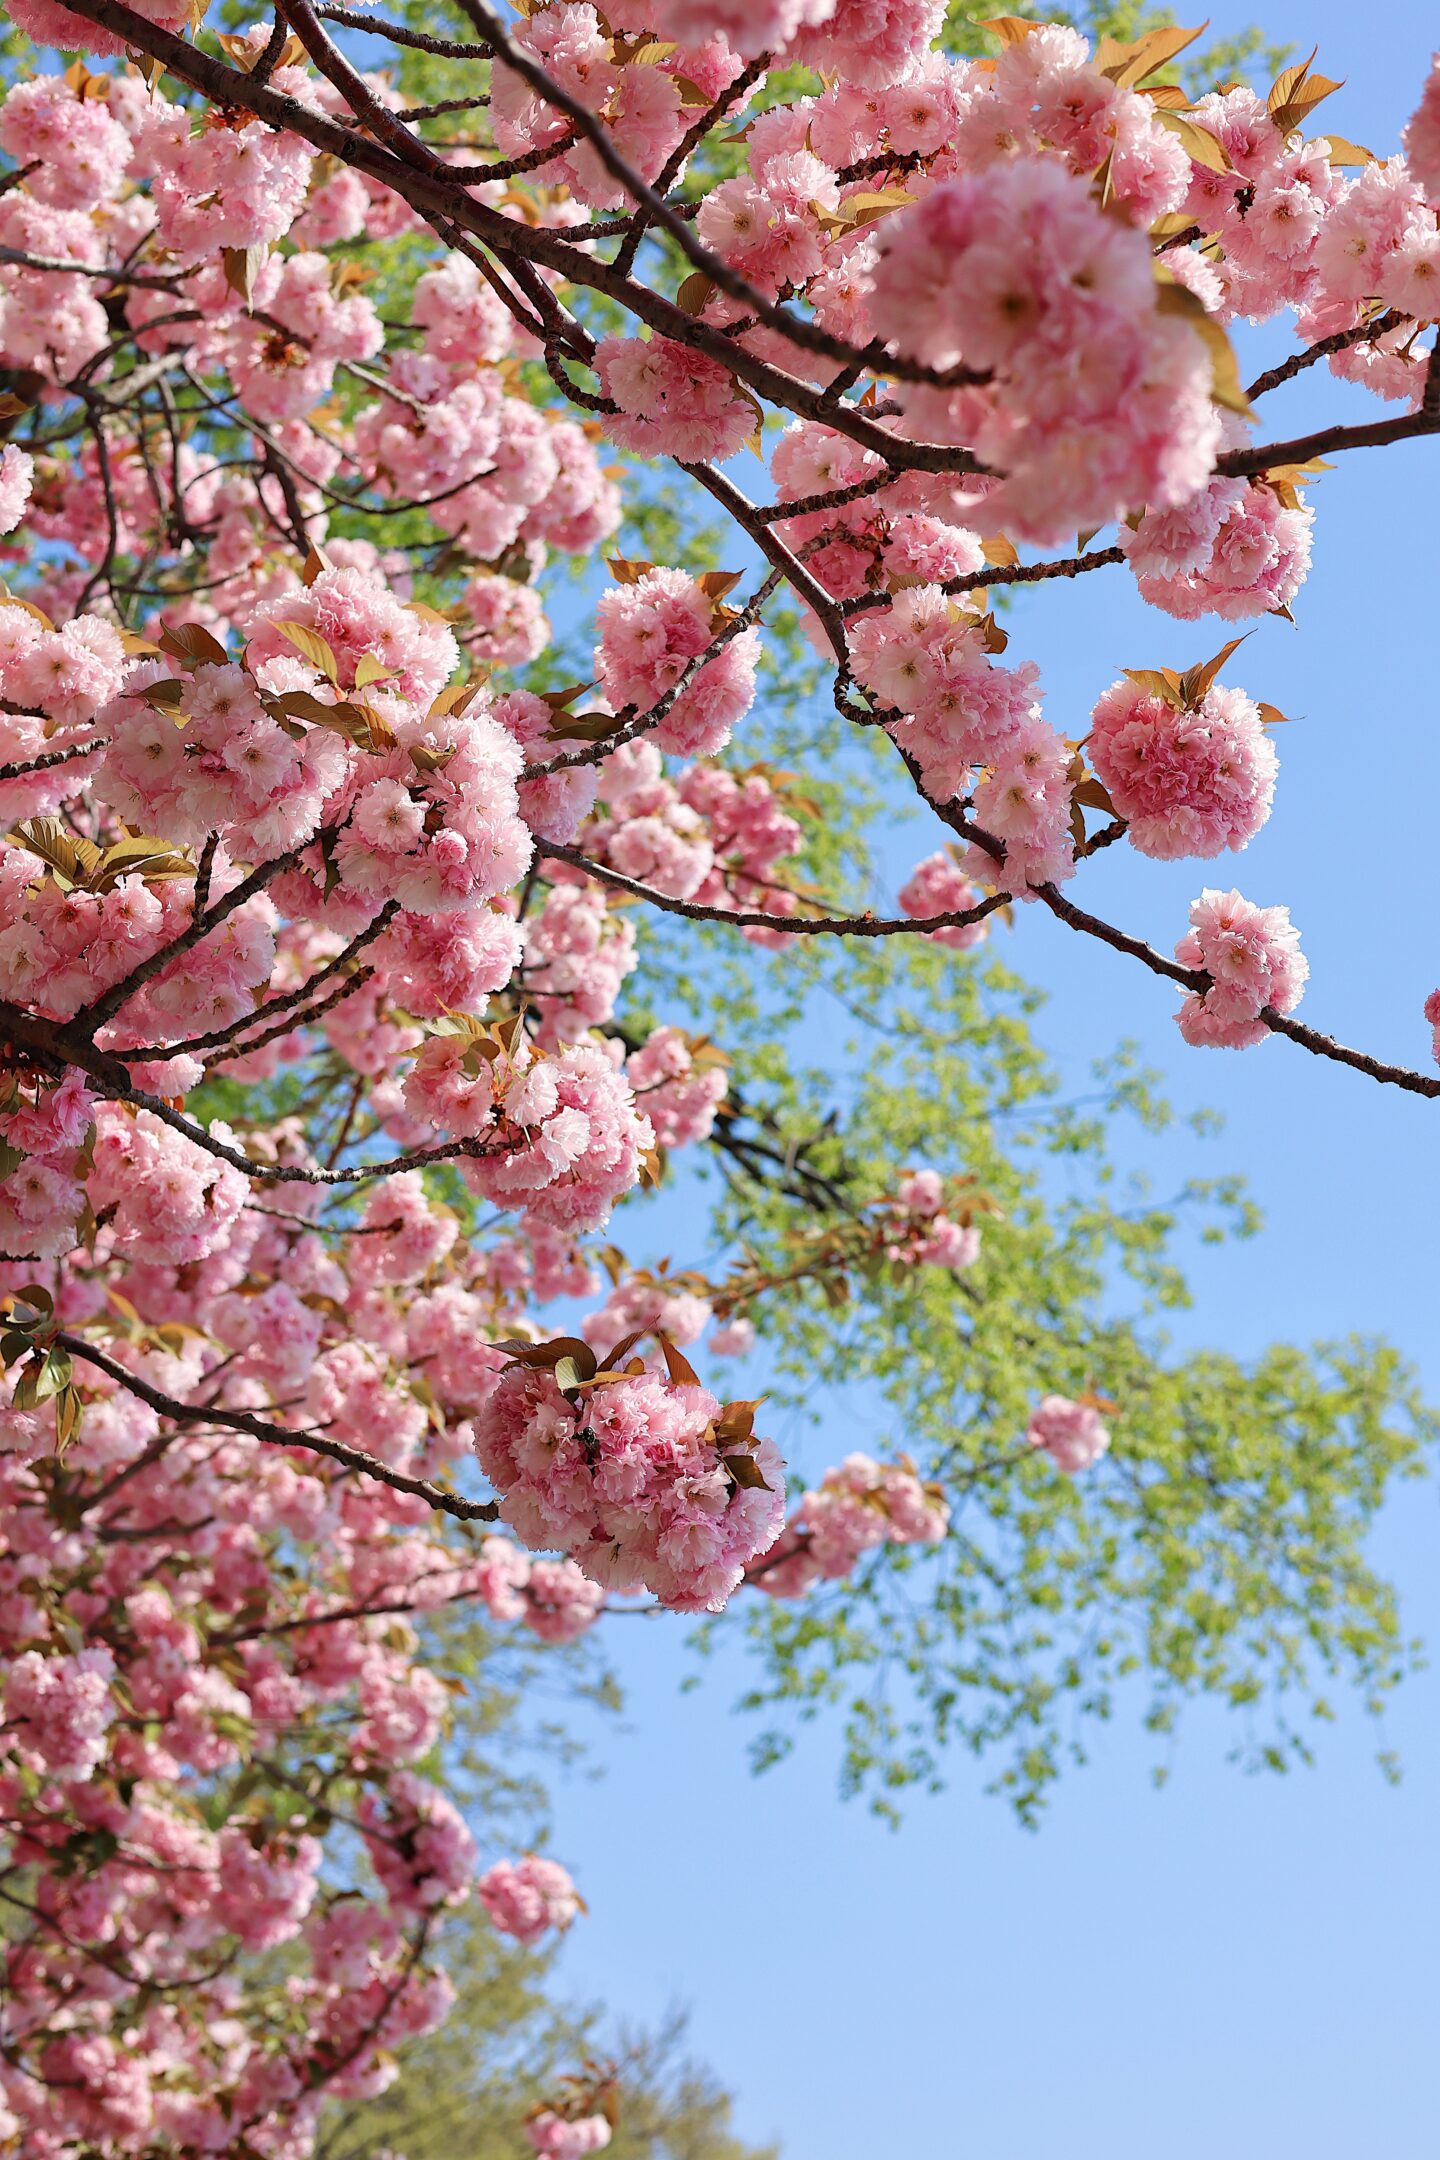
1122,474 -> 1316,623
1405,57 -> 1440,201
1200,102 -> 1440,367
849,584 -> 1048,805
403,1029 -> 654,1234
89,1106 -> 249,1267
1174,888 -> 1309,1049
581,1271 -> 712,1360
643,0 -> 942,80
2,1643 -> 116,1780
0,53 -> 617,638
360,1772 -> 479,1913
869,156 -> 1218,546
0,444 -> 31,537
528,2112 -> 614,2160
0,1366 -> 548,2146
752,1452 -> 950,1600
100,564 -> 533,910
0,1066 -> 94,1261
625,1026 -> 729,1149
964,721 -> 1081,900
0,831 -> 275,1050
0,71 -> 130,203
1026,1396 -> 1111,1475
1088,673 -> 1278,861
478,1853 -> 582,1946
897,851 -> 989,950
596,335 -> 759,466
672,763 -> 806,934
520,879 -> 639,1042
463,571 -> 551,669
612,19 -> 1440,633
576,738 -> 805,935
0,592 -> 127,764
595,566 -> 759,759
886,1168 -> 984,1271
473,1361 -> 786,1612
136,71 -> 313,261
472,1534 -> 607,1644
490,2 -> 745,209
771,421 -> 984,625
0,1093 -> 689,2154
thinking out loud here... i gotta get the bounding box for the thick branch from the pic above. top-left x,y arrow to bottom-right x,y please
541,841 -> 1006,939
1218,344 -> 1440,476
45,0 -> 984,483
124,902 -> 399,1061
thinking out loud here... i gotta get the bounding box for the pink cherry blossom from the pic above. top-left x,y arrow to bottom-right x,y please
527,2112 -> 614,2160
596,335 -> 757,465
1026,1395 -> 1110,1474
1402,55 -> 1440,202
1174,887 -> 1309,1048
473,1363 -> 785,1611
478,1853 -> 581,1944
1088,676 -> 1277,860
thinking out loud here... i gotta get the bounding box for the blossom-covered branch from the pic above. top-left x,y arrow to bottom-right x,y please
0,4 -> 1438,2148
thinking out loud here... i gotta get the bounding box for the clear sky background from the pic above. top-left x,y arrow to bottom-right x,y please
537,6 -> 1440,2153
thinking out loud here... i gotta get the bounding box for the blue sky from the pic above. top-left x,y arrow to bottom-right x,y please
536,5 -> 1440,2153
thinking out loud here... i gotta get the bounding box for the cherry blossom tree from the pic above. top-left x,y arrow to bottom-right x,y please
0,0 -> 1437,2149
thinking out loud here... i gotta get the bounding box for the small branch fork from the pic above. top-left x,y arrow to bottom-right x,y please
6,0 -> 1437,1111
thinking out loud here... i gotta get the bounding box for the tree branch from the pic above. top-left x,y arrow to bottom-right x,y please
56,1332 -> 502,1523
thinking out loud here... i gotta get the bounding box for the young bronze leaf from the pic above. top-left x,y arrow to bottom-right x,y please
501,1335 -> 600,1382
0,588 -> 54,631
676,270 -> 714,316
1153,111 -> 1232,172
158,619 -> 228,669
273,621 -> 341,683
983,16 -> 1041,47
353,653 -> 399,689
141,679 -> 187,715
548,712 -> 629,743
723,1451 -> 771,1491
1102,22 -> 1206,89
696,570 -> 744,602
1267,49 -> 1318,115
1122,668 -> 1187,709
1177,633 -> 1250,706
221,244 -> 267,308
429,680 -> 483,720
1141,83 -> 1191,111
840,188 -> 914,230
658,1336 -> 701,1388
597,1329 -> 651,1372
408,741 -> 456,775
9,816 -> 80,883
1154,277 -> 1253,416
1073,777 -> 1117,815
